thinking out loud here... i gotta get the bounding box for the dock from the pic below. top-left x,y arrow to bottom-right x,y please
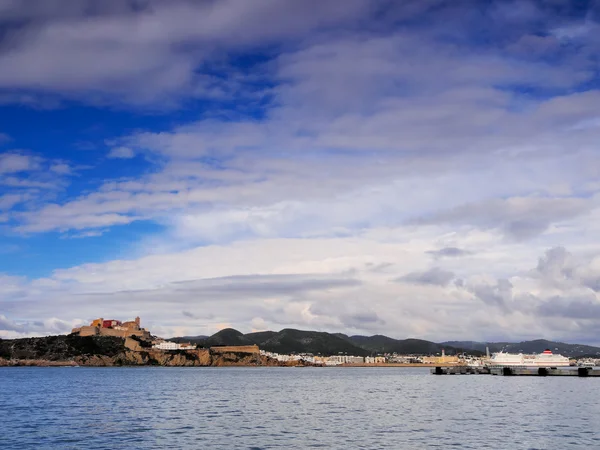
431,366 -> 600,376
431,366 -> 490,375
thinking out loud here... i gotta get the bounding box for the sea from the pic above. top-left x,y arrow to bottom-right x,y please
1,366 -> 599,449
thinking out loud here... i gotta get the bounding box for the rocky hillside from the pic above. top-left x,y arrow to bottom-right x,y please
0,335 -> 311,367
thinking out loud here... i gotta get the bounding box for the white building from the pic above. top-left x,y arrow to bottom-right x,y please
328,355 -> 364,364
365,356 -> 386,364
153,341 -> 195,350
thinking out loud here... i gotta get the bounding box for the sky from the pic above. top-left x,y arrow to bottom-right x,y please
1,0 -> 600,344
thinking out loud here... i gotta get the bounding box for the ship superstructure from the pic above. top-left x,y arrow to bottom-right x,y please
488,349 -> 570,367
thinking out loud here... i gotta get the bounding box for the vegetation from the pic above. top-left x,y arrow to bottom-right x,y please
204,328 -> 256,347
0,335 -> 126,360
259,328 -> 371,356
129,334 -> 153,348
172,329 -> 600,357
2,331 -> 599,363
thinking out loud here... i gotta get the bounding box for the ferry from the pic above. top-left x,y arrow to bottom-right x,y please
488,349 -> 570,367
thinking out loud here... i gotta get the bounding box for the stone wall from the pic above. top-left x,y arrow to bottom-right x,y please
77,326 -> 99,337
210,345 -> 259,354
71,326 -> 150,340
98,327 -> 150,339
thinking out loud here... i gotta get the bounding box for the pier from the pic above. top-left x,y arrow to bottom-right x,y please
431,366 -> 600,376
431,366 -> 490,375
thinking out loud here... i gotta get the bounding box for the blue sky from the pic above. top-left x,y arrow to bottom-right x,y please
2,0 -> 600,343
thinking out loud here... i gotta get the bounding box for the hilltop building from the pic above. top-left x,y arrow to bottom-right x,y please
71,316 -> 151,340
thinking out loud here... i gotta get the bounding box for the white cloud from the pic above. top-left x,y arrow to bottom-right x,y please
4,2 -> 600,237
0,0 -> 372,106
3,222 -> 600,343
107,146 -> 135,159
0,152 -> 41,174
0,193 -> 31,210
3,1 -> 600,345
0,314 -> 80,339
49,163 -> 72,175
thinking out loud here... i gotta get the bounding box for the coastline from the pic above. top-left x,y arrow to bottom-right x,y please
0,357 -> 445,368
336,363 -> 446,367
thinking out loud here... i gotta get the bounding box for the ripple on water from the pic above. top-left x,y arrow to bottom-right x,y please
1,367 -> 600,449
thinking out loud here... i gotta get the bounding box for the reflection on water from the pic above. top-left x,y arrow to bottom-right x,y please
1,367 -> 599,449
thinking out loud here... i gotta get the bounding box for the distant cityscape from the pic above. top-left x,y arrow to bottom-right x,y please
69,316 -> 600,368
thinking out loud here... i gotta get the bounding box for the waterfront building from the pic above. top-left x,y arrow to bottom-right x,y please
365,356 -> 386,364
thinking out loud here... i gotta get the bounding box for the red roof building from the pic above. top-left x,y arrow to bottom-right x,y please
102,319 -> 122,328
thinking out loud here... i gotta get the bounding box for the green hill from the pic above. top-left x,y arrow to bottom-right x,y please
245,331 -> 278,344
168,329 -> 599,357
254,328 -> 370,356
204,328 -> 255,347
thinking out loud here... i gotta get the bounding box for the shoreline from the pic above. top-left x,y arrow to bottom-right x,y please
336,363 -> 451,367
0,359 -> 450,368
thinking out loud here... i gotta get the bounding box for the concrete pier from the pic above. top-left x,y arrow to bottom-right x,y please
431,366 -> 600,376
490,366 -> 600,377
431,366 -> 490,375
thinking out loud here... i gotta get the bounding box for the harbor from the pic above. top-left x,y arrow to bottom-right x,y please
430,347 -> 600,376
431,366 -> 600,377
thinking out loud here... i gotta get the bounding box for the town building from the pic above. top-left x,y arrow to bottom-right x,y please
365,356 -> 386,364
328,355 -> 365,364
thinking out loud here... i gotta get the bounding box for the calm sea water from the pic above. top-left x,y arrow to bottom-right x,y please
1,367 -> 599,449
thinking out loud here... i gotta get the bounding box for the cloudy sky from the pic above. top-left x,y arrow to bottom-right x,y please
1,0 -> 600,344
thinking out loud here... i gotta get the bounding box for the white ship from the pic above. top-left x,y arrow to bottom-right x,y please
488,349 -> 570,367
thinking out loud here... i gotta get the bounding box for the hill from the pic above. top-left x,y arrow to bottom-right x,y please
254,328 -> 370,356
171,329 -> 468,356
203,328 -> 256,347
168,329 -> 600,357
170,328 -> 369,355
245,331 -> 278,344
169,335 -> 208,343
346,335 -> 449,355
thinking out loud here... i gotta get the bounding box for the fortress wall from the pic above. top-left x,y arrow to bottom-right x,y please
97,328 -> 128,338
71,326 -> 150,340
210,345 -> 259,354
120,322 -> 140,330
78,326 -> 99,337
98,328 -> 150,339
129,330 -> 150,340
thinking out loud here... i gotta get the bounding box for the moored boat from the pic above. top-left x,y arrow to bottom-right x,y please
488,349 -> 570,367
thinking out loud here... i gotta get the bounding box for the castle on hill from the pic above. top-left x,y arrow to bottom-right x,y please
71,316 -> 151,340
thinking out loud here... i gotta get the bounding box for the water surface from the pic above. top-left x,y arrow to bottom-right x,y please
2,367 -> 599,449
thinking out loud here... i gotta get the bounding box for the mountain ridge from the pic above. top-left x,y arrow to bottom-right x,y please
170,329 -> 600,357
